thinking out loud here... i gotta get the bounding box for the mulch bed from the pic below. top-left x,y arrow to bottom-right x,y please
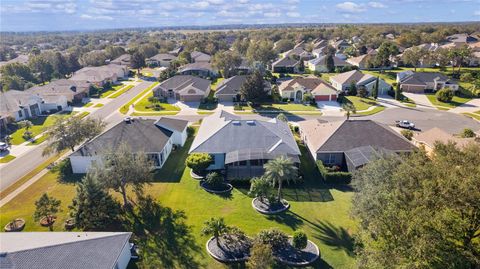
4,218 -> 25,232
274,238 -> 320,266
206,236 -> 251,263
200,182 -> 233,194
40,215 -> 57,227
252,197 -> 290,214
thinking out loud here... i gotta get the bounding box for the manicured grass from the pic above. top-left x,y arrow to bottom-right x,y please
75,111 -> 90,119
9,113 -> 71,145
197,111 -> 215,115
27,134 -> 49,146
463,112 -> 480,121
262,103 -> 317,111
344,96 -> 378,111
352,105 -> 386,116
99,83 -> 125,98
83,102 -> 93,107
134,92 -> 181,112
130,111 -> 179,116
0,135 -> 356,268
0,154 -> 16,163
93,103 -> 104,108
210,78 -> 225,90
109,85 -> 134,98
425,93 -> 472,109
119,82 -> 159,114
0,152 -> 64,200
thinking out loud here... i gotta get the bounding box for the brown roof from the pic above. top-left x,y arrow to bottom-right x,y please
414,127 -> 476,149
279,77 -> 335,94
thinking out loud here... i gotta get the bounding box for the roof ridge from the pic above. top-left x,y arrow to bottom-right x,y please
314,120 -> 345,152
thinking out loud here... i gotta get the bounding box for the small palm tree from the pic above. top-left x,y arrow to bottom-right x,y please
342,102 -> 356,120
201,217 -> 230,247
263,156 -> 298,203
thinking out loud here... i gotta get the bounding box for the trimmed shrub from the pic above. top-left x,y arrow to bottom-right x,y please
185,153 -> 213,174
316,160 -> 352,184
460,128 -> 476,138
401,129 -> 414,141
186,126 -> 195,137
435,88 -> 454,103
205,172 -> 224,188
257,228 -> 289,250
292,231 -> 308,249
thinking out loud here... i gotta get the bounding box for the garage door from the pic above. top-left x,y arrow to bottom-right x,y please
181,95 -> 204,102
315,95 -> 330,101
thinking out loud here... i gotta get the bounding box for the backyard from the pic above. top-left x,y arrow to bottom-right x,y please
0,133 -> 357,269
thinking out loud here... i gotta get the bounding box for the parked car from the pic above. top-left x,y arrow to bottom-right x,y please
396,120 -> 415,129
0,142 -> 8,152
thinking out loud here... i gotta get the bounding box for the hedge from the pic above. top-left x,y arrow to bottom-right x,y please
316,160 -> 352,184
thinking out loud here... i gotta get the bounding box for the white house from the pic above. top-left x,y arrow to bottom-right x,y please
330,70 -> 391,95
278,77 -> 338,102
70,117 -> 189,173
307,55 -> 351,72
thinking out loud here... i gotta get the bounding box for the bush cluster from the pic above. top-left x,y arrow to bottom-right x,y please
316,161 -> 352,184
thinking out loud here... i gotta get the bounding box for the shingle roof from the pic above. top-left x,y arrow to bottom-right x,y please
189,110 -> 300,157
413,127 -> 476,149
27,79 -> 90,97
155,117 -> 188,132
215,75 -> 248,96
330,70 -> 374,86
399,72 -> 450,85
0,90 -> 41,117
148,53 -> 177,61
71,118 -> 174,156
299,119 -> 414,153
278,77 -> 336,95
179,62 -> 215,73
308,55 -> 350,67
272,57 -> 299,68
157,75 -> 211,95
0,232 -> 131,269
191,51 -> 211,62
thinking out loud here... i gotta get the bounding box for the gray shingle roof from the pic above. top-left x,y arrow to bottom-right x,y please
148,53 -> 177,62
0,232 -> 131,269
71,118 -> 174,156
272,57 -> 299,68
157,75 -> 211,95
189,110 -> 300,157
215,75 -> 248,96
400,72 -> 450,85
155,117 -> 188,132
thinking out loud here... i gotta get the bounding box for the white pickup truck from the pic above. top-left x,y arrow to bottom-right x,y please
396,120 -> 415,129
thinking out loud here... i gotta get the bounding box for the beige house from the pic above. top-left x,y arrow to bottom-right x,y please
329,70 -> 391,95
397,71 -> 459,93
413,127 -> 476,156
278,77 -> 338,102
154,75 -> 211,102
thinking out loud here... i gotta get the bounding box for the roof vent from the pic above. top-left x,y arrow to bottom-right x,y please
232,121 -> 241,125
246,120 -> 255,125
124,117 -> 132,124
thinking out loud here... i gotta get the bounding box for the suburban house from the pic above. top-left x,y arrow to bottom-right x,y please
71,64 -> 128,87
214,75 -> 271,102
146,53 -> 177,67
446,33 -> 478,44
0,54 -> 30,68
346,53 -> 374,69
413,127 -> 476,156
0,232 -> 133,269
312,46 -> 328,58
329,70 -> 391,95
28,79 -> 90,103
178,62 -> 217,78
169,46 -> 184,56
189,110 -> 301,179
191,51 -> 211,63
110,54 -> 132,66
234,58 -> 252,74
331,39 -> 350,51
154,75 -> 211,102
70,117 -> 188,173
0,90 -> 45,123
271,57 -> 300,73
278,77 -> 338,102
299,119 -> 414,171
311,39 -> 327,50
282,46 -> 314,60
397,71 -> 459,93
306,55 -> 351,72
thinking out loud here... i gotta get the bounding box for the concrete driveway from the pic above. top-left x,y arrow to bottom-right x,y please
449,98 -> 480,114
402,92 -> 434,109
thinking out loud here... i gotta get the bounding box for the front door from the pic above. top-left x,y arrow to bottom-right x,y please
295,91 -> 302,102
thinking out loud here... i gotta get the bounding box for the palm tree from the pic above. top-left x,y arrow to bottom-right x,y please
263,156 -> 298,203
342,102 -> 356,120
249,177 -> 271,203
201,217 -> 230,247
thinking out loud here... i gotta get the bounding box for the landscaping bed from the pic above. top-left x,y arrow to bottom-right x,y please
274,238 -> 320,266
4,218 -> 25,232
206,236 -> 251,263
252,197 -> 290,214
200,181 -> 233,194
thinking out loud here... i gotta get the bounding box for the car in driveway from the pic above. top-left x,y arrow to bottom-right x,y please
0,142 -> 8,152
396,120 -> 415,129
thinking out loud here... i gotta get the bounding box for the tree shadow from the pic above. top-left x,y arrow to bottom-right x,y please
152,136 -> 194,183
272,257 -> 334,269
265,211 -> 303,230
311,220 -> 355,257
124,195 -> 203,268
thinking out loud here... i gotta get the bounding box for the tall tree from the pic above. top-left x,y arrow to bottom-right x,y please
105,46 -> 126,60
375,41 -> 399,69
90,143 -> 153,207
34,193 -> 61,230
69,172 -> 121,231
342,102 -> 356,120
29,55 -> 53,84
246,40 -> 276,66
326,53 -> 335,73
371,77 -> 379,99
352,143 -> 480,268
402,47 -> 424,71
131,51 -> 145,74
43,116 -> 105,155
212,50 -> 242,78
263,156 -> 298,202
239,71 -> 267,105
201,217 -> 230,247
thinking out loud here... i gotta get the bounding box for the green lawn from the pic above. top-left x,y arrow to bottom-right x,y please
0,154 -> 16,163
425,93 -> 472,109
210,78 -> 225,90
27,134 -> 49,146
109,85 -> 134,98
0,135 -> 357,268
93,103 -> 104,108
83,102 -> 93,107
134,92 -> 180,112
99,83 -> 126,98
463,112 -> 480,121
120,82 -> 159,114
352,105 -> 386,116
344,96 -> 378,111
130,111 -> 179,116
9,113 -> 71,145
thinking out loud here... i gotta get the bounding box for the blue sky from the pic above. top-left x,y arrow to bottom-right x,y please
1,0 -> 479,32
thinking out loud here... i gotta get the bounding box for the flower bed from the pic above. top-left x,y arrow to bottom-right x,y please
274,238 -> 320,266
4,218 -> 25,232
64,218 -> 75,230
252,197 -> 290,214
40,215 -> 57,227
206,236 -> 251,263
200,181 -> 233,194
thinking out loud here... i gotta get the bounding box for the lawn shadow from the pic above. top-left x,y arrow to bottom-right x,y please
125,195 -> 203,269
311,220 -> 355,257
272,257 -> 334,269
265,210 -> 303,230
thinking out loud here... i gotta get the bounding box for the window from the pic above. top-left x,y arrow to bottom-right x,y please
18,110 -> 23,117
239,160 -> 247,166
325,154 -> 336,165
250,159 -> 260,166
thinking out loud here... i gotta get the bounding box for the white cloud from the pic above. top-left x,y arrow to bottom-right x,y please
287,12 -> 300,17
264,11 -> 281,17
80,14 -> 113,20
474,10 -> 480,16
368,2 -> 387,8
336,2 -> 366,13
